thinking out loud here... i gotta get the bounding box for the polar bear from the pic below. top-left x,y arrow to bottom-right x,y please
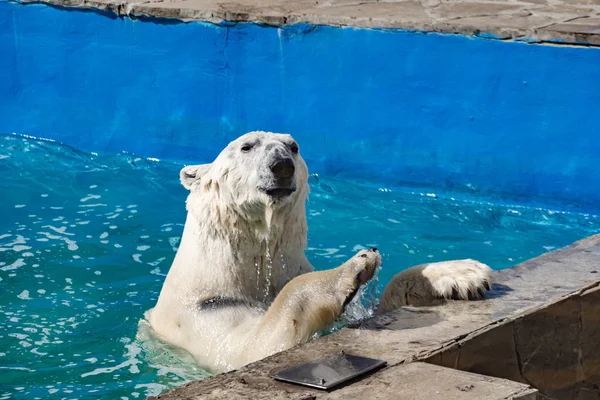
147,131 -> 492,373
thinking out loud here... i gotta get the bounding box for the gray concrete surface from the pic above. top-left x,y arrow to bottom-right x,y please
18,0 -> 600,46
425,277 -> 600,398
319,363 -> 539,400
149,233 -> 600,399
149,362 -> 539,399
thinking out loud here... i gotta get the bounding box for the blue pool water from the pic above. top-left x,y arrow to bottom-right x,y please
1,133 -> 599,399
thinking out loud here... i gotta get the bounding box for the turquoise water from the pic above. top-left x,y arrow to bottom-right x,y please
1,134 -> 599,399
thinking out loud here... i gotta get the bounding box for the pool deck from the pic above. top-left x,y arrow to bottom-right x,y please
151,233 -> 600,399
18,0 -> 600,46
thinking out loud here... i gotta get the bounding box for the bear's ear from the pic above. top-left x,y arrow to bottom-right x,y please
180,164 -> 211,190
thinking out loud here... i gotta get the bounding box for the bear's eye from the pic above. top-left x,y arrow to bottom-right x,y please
241,143 -> 254,153
360,253 -> 368,258
290,143 -> 299,154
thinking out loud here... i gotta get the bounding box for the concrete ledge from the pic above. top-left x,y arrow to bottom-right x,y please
13,0 -> 600,47
154,362 -> 539,400
149,233 -> 600,399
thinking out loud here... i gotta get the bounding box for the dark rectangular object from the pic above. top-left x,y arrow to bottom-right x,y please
272,353 -> 387,390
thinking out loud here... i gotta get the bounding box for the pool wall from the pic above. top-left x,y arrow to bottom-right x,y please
1,0 -> 600,209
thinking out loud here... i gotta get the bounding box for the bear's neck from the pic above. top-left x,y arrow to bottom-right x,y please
162,203 -> 302,304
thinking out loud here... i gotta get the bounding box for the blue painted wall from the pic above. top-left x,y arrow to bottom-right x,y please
1,1 -> 600,209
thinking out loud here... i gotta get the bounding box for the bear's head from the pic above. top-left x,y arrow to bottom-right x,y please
180,131 -> 309,224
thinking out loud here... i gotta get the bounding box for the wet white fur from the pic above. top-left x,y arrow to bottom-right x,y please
146,132 -> 380,372
145,131 -> 493,373
422,259 -> 493,299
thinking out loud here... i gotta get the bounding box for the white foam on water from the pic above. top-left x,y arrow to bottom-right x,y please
12,245 -> 31,252
317,248 -> 339,256
168,237 -> 180,251
150,267 -> 165,276
134,383 -> 167,397
42,225 -> 73,236
78,203 -> 107,208
0,366 -> 35,372
80,194 -> 101,203
148,257 -> 165,267
9,333 -> 28,340
17,290 -> 31,300
80,343 -> 141,378
0,234 -> 28,252
31,348 -> 48,356
1,258 -> 26,271
37,228 -> 79,251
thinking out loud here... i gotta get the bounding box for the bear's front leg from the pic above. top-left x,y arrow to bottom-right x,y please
243,248 -> 381,364
378,259 -> 493,314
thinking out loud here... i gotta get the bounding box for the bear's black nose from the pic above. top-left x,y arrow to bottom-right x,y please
369,247 -> 378,252
270,158 -> 295,179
